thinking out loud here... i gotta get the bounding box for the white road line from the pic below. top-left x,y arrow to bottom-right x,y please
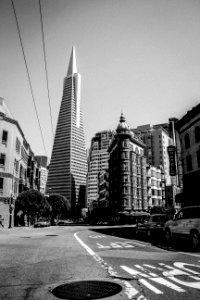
74,232 -> 142,299
174,262 -> 200,275
123,281 -> 140,299
110,242 -> 123,248
89,235 -> 106,238
131,241 -> 146,247
121,265 -> 149,278
143,264 -> 164,271
139,279 -> 163,294
96,242 -> 110,249
149,277 -> 185,292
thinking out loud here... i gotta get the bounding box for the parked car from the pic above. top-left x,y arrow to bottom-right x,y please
136,214 -> 170,240
164,205 -> 200,250
34,219 -> 50,228
57,219 -> 74,226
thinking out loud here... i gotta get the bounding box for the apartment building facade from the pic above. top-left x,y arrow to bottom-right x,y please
108,114 -> 148,213
133,124 -> 173,185
176,103 -> 200,204
0,98 -> 39,226
146,164 -> 165,209
35,156 -> 49,195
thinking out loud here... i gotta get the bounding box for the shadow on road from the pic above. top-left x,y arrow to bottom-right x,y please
90,225 -> 200,253
90,225 -> 136,240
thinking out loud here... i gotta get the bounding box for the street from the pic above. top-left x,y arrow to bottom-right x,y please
0,225 -> 200,300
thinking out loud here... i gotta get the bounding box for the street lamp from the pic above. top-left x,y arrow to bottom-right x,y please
9,157 -> 23,228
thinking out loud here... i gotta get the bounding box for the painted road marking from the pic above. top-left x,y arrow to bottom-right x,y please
121,265 -> 149,278
96,241 -> 146,249
149,277 -> 185,292
96,242 -> 135,249
89,235 -> 107,238
74,232 -> 146,299
174,262 -> 200,274
131,241 -> 146,247
139,279 -> 163,294
121,262 -> 200,294
96,243 -> 111,249
74,232 -> 200,298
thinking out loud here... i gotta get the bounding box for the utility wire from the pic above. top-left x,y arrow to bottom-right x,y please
11,0 -> 47,155
38,0 -> 54,139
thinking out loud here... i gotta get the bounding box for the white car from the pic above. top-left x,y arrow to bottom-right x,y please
164,206 -> 200,250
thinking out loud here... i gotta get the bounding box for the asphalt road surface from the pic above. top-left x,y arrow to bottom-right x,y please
0,225 -> 200,300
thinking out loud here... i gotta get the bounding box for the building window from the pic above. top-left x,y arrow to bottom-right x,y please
0,153 -> 6,166
184,133 -> 190,149
197,149 -> 200,168
2,130 -> 8,144
123,176 -> 129,183
20,165 -> 23,178
186,155 -> 193,172
0,178 -> 3,190
157,190 -> 161,197
125,151 -> 129,158
15,159 -> 19,172
195,126 -> 200,143
16,138 -> 21,153
14,181 -> 17,193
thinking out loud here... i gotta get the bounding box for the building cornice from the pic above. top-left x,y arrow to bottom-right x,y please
0,112 -> 30,151
176,103 -> 200,131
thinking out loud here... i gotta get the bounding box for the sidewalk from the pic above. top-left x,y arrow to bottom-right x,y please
0,225 -> 34,235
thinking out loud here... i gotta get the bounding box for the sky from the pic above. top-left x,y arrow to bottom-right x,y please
1,0 -> 200,158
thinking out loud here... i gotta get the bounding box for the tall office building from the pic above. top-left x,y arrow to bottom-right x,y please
87,130 -> 114,210
47,47 -> 87,216
132,124 -> 173,185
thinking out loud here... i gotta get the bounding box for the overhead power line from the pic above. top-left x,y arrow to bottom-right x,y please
11,0 -> 47,155
38,0 -> 54,139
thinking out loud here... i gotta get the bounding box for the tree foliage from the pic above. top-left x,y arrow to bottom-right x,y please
15,190 -> 71,226
15,190 -> 45,214
48,193 -> 70,213
47,193 -> 71,224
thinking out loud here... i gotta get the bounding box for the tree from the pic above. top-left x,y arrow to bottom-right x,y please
47,193 -> 70,225
15,190 -> 46,226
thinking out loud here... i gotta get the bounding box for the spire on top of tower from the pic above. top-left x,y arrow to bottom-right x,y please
67,46 -> 78,76
116,112 -> 130,133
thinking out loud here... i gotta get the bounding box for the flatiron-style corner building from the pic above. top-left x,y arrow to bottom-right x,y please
108,114 -> 148,213
47,47 -> 87,215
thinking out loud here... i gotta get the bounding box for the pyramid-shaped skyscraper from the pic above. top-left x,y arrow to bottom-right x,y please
47,46 -> 87,215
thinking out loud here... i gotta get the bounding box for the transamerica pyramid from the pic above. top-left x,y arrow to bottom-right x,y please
47,46 -> 87,217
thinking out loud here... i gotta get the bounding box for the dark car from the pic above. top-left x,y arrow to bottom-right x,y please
136,214 -> 170,240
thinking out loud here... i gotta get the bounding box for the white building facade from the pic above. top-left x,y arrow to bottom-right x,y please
87,130 -> 114,210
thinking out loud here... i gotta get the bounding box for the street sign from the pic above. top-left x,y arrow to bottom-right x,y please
167,145 -> 177,176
